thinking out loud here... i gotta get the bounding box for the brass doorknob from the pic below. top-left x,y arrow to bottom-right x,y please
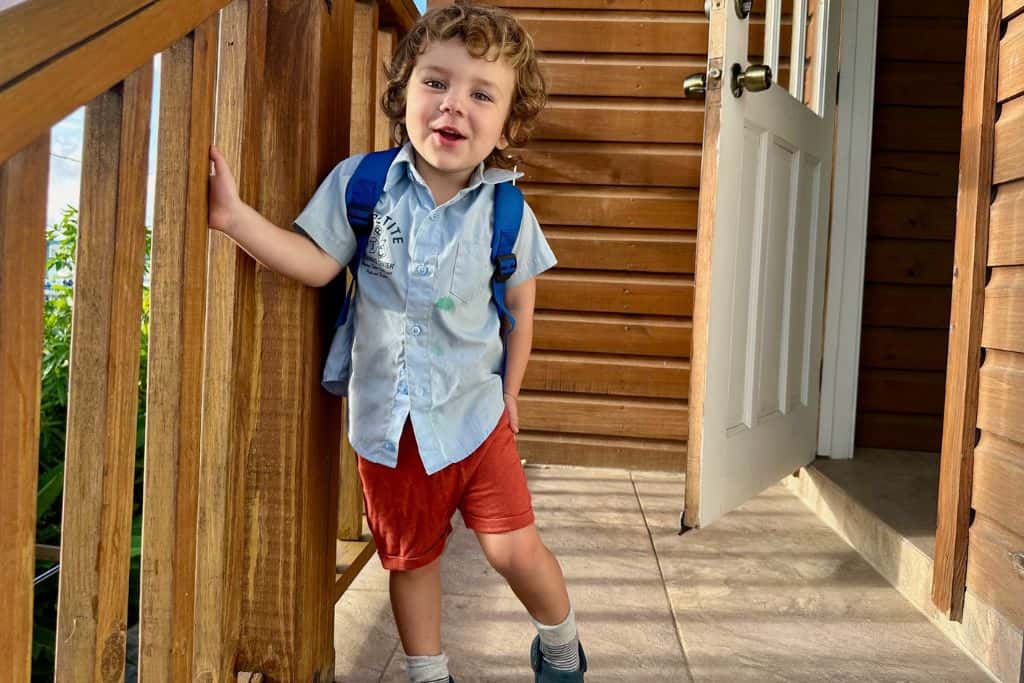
683,72 -> 707,98
731,63 -> 773,97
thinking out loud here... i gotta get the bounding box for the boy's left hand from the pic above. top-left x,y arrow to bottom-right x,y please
504,392 -> 519,436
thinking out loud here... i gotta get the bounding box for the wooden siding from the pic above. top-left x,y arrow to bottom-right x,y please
856,2 -> 969,451
934,0 -> 1024,631
436,0 -> 704,470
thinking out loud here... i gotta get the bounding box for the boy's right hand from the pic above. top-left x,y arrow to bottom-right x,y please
208,144 -> 242,235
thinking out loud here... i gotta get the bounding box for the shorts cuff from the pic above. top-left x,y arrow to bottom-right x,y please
374,527 -> 451,571
461,508 -> 535,534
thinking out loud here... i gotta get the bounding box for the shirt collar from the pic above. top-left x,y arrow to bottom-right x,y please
382,141 -> 524,195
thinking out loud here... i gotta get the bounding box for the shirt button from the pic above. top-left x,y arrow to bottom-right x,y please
383,442 -> 396,453
429,213 -> 438,222
410,325 -> 422,336
415,264 -> 428,276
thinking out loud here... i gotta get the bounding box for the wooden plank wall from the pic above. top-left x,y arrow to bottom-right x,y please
445,0 -> 712,471
855,0 -> 969,451
967,0 -> 1024,631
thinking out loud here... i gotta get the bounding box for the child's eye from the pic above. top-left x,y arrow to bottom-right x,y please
424,79 -> 446,90
472,91 -> 494,103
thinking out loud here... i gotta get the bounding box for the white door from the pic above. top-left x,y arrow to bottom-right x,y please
685,0 -> 843,528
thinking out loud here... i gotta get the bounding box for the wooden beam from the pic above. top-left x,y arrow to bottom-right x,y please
350,0 -> 380,155
375,28 -> 397,151
190,1 -> 268,679
0,0 -> 229,164
378,0 -> 418,31
225,0 -> 347,677
0,133 -> 49,683
139,15 -> 218,682
334,535 -> 376,602
932,0 -> 1001,622
54,65 -> 152,681
0,0 -> 149,88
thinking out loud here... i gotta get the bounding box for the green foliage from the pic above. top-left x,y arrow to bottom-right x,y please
33,206 -> 151,679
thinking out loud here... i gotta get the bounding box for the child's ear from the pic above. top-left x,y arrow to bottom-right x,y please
498,120 -> 520,150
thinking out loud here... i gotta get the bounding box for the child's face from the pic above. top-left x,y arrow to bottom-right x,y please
405,39 -> 515,181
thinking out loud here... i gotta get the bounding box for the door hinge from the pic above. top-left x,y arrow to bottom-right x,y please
835,71 -> 841,105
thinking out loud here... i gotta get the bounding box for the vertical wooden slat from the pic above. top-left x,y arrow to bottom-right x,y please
228,0 -> 345,677
375,28 -> 397,151
138,14 -> 218,682
191,0 -> 268,679
932,0 -> 1002,622
54,63 -> 152,682
0,134 -> 50,683
351,0 -> 380,155
339,0 -> 377,542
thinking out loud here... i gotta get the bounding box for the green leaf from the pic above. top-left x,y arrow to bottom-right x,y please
36,462 -> 64,517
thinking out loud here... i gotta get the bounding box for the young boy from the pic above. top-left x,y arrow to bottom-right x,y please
207,2 -> 586,681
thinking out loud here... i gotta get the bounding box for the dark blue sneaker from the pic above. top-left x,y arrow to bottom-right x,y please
530,635 -> 587,682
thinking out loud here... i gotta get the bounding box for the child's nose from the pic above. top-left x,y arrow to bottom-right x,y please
439,91 -> 465,115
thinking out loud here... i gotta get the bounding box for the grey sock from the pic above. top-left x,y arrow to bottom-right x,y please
531,606 -> 580,672
406,652 -> 449,683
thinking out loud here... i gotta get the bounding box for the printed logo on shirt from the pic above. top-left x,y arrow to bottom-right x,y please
364,212 -> 404,278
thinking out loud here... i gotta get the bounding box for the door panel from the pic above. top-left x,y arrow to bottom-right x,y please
685,0 -> 841,527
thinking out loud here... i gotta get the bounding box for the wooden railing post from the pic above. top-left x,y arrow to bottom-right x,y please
0,133 -> 50,683
54,65 -> 153,682
376,28 -> 398,151
139,14 -> 219,682
338,0 -> 380,543
199,0 -> 353,677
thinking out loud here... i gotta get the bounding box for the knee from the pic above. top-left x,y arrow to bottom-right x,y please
486,537 -> 545,578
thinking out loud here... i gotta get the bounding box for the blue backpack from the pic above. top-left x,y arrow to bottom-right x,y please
332,146 -> 523,381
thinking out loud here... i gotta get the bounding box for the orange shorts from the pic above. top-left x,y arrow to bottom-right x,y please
356,409 -> 535,571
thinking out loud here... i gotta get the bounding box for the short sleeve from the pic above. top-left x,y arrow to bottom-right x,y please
506,201 -> 557,289
291,154 -> 365,267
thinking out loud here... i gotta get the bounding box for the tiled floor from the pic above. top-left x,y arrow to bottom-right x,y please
334,466 -> 992,682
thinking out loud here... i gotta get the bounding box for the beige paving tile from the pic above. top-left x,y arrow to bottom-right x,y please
334,587 -> 401,682
634,475 -> 993,682
336,465 -> 690,682
379,592 -> 690,683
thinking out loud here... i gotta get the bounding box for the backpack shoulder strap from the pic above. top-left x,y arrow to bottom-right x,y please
335,146 -> 401,327
345,146 -> 403,261
491,181 -> 524,378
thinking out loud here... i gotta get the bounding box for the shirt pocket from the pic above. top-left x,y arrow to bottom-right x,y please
449,240 -> 492,304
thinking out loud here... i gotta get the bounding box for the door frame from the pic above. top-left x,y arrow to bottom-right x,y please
816,0 -> 879,460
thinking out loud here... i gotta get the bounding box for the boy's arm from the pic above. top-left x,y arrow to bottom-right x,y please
501,277 -> 538,434
209,144 -> 343,287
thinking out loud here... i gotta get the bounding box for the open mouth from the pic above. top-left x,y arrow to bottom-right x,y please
434,127 -> 466,142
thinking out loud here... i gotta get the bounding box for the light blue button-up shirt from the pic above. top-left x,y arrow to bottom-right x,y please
293,143 -> 557,474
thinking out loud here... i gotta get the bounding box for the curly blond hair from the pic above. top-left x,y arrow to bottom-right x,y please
380,1 -> 547,169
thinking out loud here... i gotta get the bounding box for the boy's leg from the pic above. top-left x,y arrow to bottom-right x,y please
475,526 -> 584,677
474,525 -> 569,625
389,554 -> 444,655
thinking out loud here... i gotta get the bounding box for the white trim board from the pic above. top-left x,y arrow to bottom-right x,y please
817,0 -> 878,459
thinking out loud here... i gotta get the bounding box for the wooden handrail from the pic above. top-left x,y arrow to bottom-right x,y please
0,0 -> 229,164
0,0 -> 417,164
0,0 -> 150,89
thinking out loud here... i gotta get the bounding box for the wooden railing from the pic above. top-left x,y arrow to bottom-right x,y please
0,0 -> 415,679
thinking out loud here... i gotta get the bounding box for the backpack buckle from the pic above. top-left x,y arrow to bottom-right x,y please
493,253 -> 517,283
